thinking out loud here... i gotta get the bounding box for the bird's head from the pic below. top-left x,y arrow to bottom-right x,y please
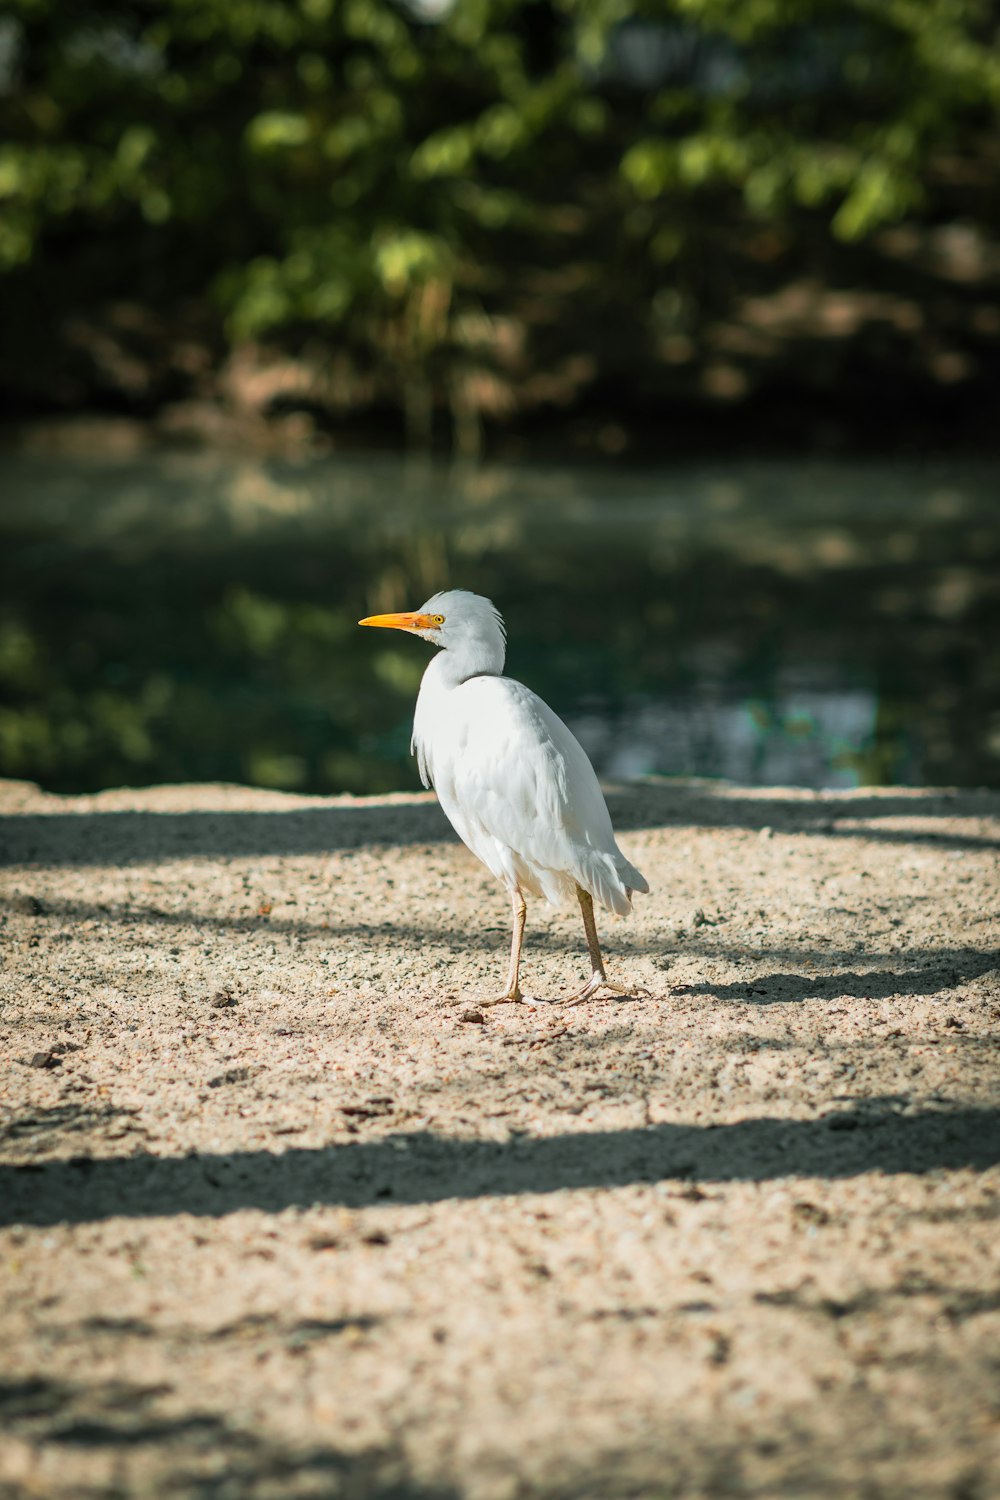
359,589 -> 506,673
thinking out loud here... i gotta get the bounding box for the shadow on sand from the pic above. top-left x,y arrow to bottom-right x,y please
3,1105 -> 998,1229
0,1372 -> 442,1500
1,784 -> 997,869
4,882 -> 996,1007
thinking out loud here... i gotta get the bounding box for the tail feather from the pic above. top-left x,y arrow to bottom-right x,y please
617,856 -> 649,896
581,850 -> 649,917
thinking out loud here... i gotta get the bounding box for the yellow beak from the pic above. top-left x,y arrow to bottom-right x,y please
358,611 -> 436,632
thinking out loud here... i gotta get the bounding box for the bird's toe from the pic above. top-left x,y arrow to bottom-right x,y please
479,990 -> 528,1007
563,972 -> 649,1005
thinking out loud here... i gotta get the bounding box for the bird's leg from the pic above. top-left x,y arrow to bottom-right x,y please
563,885 -> 645,1006
479,888 -> 528,1005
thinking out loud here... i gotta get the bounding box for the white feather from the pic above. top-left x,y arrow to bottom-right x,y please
410,591 -> 648,916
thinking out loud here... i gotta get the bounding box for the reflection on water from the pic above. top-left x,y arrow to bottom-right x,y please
1,451 -> 997,793
573,687 -> 884,789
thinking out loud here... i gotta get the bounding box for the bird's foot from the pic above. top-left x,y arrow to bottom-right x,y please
478,987 -> 530,1007
561,971 -> 650,1007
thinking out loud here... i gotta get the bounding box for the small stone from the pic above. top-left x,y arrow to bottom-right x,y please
306,1234 -> 341,1252
28,1050 -> 61,1070
707,1332 -> 731,1366
792,1200 -> 831,1226
460,1009 -> 486,1024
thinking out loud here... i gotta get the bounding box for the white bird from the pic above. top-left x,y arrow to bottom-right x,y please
359,589 -> 649,1004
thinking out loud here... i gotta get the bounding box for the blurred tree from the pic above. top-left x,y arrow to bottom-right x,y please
0,0 -> 998,446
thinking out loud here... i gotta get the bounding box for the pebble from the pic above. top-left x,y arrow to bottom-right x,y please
27,1050 -> 61,1070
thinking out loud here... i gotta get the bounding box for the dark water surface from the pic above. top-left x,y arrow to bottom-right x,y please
1,452 -> 997,794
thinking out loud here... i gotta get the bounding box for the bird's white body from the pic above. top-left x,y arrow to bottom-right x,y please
414,658 -> 646,915
359,588 -> 648,1003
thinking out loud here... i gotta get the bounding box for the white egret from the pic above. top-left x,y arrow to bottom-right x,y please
359,590 -> 649,1004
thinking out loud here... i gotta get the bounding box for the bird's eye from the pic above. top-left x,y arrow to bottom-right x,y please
432,614 -> 445,625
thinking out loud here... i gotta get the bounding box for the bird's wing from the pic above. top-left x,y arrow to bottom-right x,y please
432,675 -> 645,912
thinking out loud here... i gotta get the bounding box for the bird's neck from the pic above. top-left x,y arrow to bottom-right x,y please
428,641 -> 504,689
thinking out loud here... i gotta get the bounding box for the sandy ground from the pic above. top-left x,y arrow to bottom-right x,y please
0,776 -> 998,1500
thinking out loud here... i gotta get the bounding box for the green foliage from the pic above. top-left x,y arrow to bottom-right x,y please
0,0 -> 997,421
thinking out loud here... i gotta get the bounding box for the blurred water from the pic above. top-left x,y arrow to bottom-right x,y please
1,450 -> 997,793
